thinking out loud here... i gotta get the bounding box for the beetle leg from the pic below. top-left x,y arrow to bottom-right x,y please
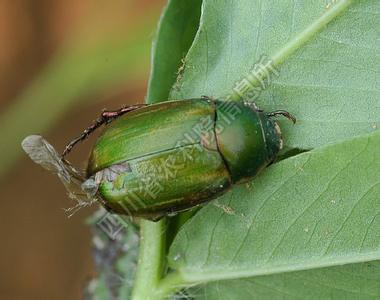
201,95 -> 215,101
267,110 -> 296,124
62,104 -> 147,158
244,101 -> 263,112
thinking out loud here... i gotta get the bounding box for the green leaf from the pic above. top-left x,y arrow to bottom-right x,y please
170,0 -> 380,149
163,1 -> 380,297
146,0 -> 202,104
169,131 -> 380,293
193,261 -> 380,299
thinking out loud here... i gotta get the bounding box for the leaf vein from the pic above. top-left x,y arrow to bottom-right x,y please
359,212 -> 380,252
323,138 -> 372,255
267,137 -> 370,261
228,156 -> 311,266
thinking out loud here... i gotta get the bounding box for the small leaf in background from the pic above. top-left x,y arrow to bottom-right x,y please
146,0 -> 202,104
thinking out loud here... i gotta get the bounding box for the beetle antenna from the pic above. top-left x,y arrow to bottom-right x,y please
267,110 -> 296,124
61,104 -> 147,158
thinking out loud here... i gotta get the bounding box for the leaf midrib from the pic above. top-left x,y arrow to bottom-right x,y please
226,0 -> 354,100
178,250 -> 380,283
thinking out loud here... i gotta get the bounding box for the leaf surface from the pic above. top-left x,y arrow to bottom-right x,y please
193,261 -> 380,300
169,132 -> 380,292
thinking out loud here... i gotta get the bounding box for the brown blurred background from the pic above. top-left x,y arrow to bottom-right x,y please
0,1 -> 165,299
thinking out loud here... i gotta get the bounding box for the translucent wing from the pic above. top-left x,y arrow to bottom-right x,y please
21,135 -> 100,216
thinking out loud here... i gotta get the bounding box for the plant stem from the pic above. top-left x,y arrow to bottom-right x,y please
131,218 -> 187,299
131,218 -> 168,300
155,271 -> 187,298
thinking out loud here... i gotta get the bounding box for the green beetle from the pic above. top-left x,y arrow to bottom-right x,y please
22,97 -> 294,220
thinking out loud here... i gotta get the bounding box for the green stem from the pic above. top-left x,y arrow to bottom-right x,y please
131,218 -> 187,299
155,272 -> 187,298
131,218 -> 172,300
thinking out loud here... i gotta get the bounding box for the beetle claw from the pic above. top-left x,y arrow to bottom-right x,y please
201,95 -> 214,101
267,110 -> 296,124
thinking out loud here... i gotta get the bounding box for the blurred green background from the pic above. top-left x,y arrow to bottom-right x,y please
0,1 -> 165,299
